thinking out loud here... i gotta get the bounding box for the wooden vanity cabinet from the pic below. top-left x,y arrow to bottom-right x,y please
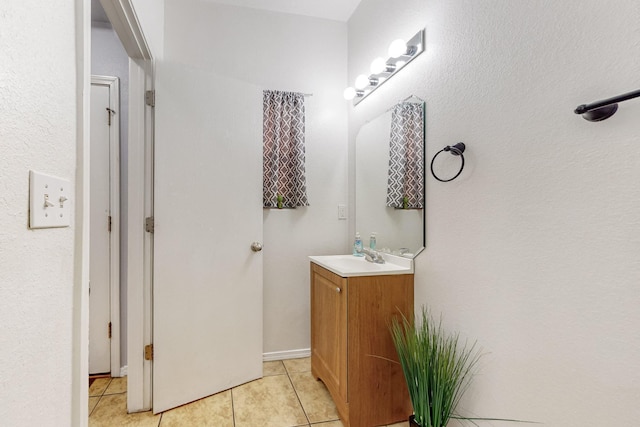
310,262 -> 414,427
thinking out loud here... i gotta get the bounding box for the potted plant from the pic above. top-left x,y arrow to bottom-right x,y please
390,306 -> 481,427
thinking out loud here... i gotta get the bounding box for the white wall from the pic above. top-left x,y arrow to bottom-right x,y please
92,20 -> 130,367
0,1 -> 78,425
158,1 -> 348,355
348,0 -> 640,425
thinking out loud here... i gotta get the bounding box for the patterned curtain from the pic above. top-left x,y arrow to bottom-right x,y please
386,102 -> 425,209
263,90 -> 309,208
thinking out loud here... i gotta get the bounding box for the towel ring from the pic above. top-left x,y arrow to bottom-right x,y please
430,142 -> 466,182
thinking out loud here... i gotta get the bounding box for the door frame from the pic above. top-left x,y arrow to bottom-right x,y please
75,0 -> 154,424
97,0 -> 155,412
126,56 -> 154,412
90,75 -> 121,377
73,2 -> 92,425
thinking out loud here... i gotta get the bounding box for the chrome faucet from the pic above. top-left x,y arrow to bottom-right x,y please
358,247 -> 385,264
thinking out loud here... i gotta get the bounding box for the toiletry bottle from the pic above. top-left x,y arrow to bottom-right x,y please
353,232 -> 364,256
369,232 -> 377,250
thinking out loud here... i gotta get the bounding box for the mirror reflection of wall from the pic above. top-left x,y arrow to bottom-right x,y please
355,100 -> 425,257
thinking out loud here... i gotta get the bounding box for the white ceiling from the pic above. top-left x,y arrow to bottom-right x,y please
91,0 -> 362,24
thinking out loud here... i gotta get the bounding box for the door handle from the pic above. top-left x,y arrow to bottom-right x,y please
251,242 -> 263,252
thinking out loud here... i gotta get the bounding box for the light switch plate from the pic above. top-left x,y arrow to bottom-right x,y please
338,204 -> 347,220
29,170 -> 71,229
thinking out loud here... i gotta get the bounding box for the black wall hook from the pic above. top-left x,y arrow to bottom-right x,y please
431,142 -> 466,182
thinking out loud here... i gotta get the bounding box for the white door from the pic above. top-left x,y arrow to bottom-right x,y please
152,64 -> 263,413
89,78 -> 120,375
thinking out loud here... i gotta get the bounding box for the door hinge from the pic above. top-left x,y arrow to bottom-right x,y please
108,322 -> 112,339
145,216 -> 154,233
145,90 -> 155,107
108,215 -> 112,232
144,344 -> 154,361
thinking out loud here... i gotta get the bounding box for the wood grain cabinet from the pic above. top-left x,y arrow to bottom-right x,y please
310,262 -> 414,427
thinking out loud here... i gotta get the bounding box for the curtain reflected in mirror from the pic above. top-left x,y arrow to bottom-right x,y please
387,102 -> 424,209
355,100 -> 425,257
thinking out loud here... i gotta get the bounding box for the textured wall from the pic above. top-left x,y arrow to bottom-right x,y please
91,21 -> 130,368
348,0 -> 640,425
0,0 -> 77,425
159,2 -> 348,355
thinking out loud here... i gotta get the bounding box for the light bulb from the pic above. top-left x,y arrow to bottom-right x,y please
355,74 -> 370,90
370,57 -> 387,74
343,87 -> 356,100
388,39 -> 407,58
395,60 -> 407,68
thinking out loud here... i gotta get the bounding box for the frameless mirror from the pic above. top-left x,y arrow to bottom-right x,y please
355,101 -> 425,257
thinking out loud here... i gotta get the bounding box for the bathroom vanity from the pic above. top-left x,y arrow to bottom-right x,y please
309,255 -> 414,427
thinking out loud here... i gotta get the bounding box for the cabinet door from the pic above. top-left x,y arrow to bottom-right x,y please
348,274 -> 414,426
311,265 -> 347,403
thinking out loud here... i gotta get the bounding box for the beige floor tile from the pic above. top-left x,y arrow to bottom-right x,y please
386,422 -> 410,427
160,390 -> 233,427
232,375 -> 308,427
89,378 -> 111,397
263,360 -> 286,376
283,357 -> 311,374
289,372 -> 339,424
89,393 -> 160,427
89,397 -> 100,415
310,421 -> 344,427
104,377 -> 127,395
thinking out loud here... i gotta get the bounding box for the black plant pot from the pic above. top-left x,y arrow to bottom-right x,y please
409,415 -> 447,427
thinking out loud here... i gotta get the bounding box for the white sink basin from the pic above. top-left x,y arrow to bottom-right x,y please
309,254 -> 413,277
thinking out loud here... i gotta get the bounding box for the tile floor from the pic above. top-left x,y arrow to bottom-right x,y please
89,357 -> 409,427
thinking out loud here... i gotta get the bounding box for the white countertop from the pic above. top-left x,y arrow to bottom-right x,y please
309,253 -> 413,277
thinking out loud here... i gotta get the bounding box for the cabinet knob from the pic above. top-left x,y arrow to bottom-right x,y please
336,287 -> 341,293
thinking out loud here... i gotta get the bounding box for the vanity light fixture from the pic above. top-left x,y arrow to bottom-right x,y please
355,74 -> 371,90
370,57 -> 388,74
343,87 -> 358,100
344,28 -> 425,105
388,39 -> 409,58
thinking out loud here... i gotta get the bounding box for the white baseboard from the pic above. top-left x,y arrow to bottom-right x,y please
263,348 -> 311,362
120,365 -> 128,377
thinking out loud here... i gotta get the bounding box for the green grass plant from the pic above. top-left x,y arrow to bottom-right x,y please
390,307 -> 481,427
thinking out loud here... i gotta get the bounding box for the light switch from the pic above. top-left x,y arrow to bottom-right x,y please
338,204 -> 347,220
29,170 -> 71,229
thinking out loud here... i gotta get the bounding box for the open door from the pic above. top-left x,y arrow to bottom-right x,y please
89,76 -> 121,376
152,63 -> 263,413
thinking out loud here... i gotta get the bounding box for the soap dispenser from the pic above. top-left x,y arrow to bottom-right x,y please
369,232 -> 377,250
353,232 -> 364,256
